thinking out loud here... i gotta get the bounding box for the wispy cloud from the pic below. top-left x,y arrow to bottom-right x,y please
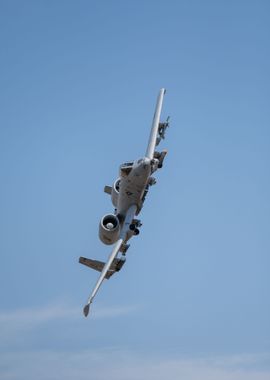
93,304 -> 139,318
0,304 -> 269,380
1,349 -> 269,380
0,304 -> 77,326
0,302 -> 139,344
0,302 -> 138,325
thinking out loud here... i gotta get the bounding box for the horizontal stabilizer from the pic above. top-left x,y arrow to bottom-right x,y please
79,256 -> 125,279
104,185 -> 112,195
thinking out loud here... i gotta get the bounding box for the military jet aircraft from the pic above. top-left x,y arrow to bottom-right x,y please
79,88 -> 170,317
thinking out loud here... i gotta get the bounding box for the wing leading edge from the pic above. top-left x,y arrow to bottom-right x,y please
83,238 -> 123,317
145,88 -> 166,159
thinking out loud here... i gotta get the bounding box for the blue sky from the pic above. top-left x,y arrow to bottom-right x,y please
0,1 -> 269,379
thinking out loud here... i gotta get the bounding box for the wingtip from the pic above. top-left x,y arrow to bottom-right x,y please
83,304 -> 90,317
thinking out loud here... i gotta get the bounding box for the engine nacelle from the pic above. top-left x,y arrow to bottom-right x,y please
111,178 -> 120,207
99,214 -> 120,245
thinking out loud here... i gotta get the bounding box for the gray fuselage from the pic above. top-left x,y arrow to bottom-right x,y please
116,157 -> 152,217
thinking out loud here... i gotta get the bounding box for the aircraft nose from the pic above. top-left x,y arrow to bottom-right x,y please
142,157 -> 151,166
134,157 -> 151,172
142,158 -> 152,171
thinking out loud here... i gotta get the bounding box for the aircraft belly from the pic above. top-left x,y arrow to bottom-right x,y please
117,165 -> 150,215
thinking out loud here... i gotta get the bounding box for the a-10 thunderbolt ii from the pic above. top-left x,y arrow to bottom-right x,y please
79,88 -> 170,317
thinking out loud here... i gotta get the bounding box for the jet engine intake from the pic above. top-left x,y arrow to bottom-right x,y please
99,214 -> 120,245
111,178 -> 120,207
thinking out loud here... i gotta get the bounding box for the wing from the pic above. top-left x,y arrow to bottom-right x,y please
83,238 -> 123,317
82,205 -> 137,317
145,88 -> 166,159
